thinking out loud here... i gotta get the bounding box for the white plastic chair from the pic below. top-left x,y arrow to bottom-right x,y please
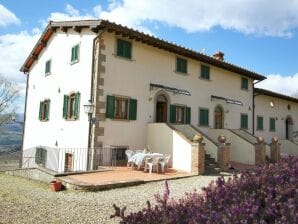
144,155 -> 161,174
125,149 -> 135,167
159,154 -> 171,173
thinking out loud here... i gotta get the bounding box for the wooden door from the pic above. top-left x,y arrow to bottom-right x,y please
64,153 -> 73,172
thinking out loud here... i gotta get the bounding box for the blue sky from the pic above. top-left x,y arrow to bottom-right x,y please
1,0 -> 298,112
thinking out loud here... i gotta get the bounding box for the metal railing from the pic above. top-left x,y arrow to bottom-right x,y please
22,146 -> 128,173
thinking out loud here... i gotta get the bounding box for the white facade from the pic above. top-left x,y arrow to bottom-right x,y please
21,20 -> 298,172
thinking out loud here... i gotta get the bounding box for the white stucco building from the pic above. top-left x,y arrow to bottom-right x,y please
20,20 -> 298,173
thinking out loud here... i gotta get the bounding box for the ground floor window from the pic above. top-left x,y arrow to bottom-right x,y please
199,108 -> 209,126
257,116 -> 263,130
240,114 -> 248,129
170,105 -> 191,124
270,117 -> 276,132
106,95 -> 137,120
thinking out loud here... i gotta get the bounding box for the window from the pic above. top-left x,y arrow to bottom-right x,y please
39,99 -> 50,121
257,116 -> 263,130
71,44 -> 80,63
199,108 -> 209,126
241,77 -> 248,90
63,92 -> 80,120
240,114 -> 248,129
269,117 -> 276,132
117,39 -> 132,59
35,147 -> 47,167
200,65 -> 210,80
176,57 -> 187,74
106,95 -> 137,120
45,59 -> 51,75
170,105 -> 191,124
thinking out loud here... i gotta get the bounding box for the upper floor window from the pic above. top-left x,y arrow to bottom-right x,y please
39,99 -> 50,121
63,92 -> 80,120
106,95 -> 137,120
71,44 -> 80,64
200,65 -> 210,80
176,57 -> 187,74
199,108 -> 209,126
241,77 -> 248,90
117,39 -> 132,59
257,116 -> 263,131
240,113 -> 248,129
45,59 -> 51,76
170,105 -> 191,124
269,117 -> 276,132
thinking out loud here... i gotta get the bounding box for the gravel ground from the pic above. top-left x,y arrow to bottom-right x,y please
0,173 -> 223,224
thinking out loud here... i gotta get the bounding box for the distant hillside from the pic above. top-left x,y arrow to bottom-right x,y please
0,113 -> 24,153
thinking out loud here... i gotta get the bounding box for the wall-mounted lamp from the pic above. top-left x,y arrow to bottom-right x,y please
84,100 -> 96,125
248,106 -> 251,111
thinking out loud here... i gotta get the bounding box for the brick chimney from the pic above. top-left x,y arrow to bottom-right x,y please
213,51 -> 224,61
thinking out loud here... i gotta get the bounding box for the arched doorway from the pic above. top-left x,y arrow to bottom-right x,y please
214,105 -> 224,129
155,94 -> 168,122
285,116 -> 293,140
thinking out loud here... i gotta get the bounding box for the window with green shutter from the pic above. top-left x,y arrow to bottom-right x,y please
169,105 -> 191,124
35,147 -> 47,167
200,65 -> 210,80
269,117 -> 276,132
106,95 -> 137,120
117,39 -> 132,59
71,44 -> 80,64
199,108 -> 209,126
241,77 -> 248,90
45,59 -> 51,75
39,99 -> 50,121
176,57 -> 187,74
240,114 -> 248,129
63,92 -> 80,120
257,116 -> 263,130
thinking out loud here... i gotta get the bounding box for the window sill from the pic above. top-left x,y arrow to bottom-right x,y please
113,54 -> 135,62
256,129 -> 264,131
199,77 -> 211,81
174,71 -> 190,76
70,59 -> 79,65
65,118 -> 78,121
269,130 -> 276,132
39,120 -> 49,122
241,88 -> 249,91
45,72 -> 51,76
199,124 -> 209,127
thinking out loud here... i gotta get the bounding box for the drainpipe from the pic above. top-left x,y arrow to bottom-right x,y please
252,80 -> 262,135
20,72 -> 29,168
87,30 -> 105,170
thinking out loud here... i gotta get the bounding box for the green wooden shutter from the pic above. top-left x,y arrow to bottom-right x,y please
241,114 -> 248,129
74,92 -> 80,119
257,116 -> 263,130
71,47 -> 75,62
45,100 -> 50,120
185,107 -> 191,124
124,41 -> 132,59
129,98 -> 137,120
170,105 -> 176,123
39,101 -> 42,120
200,109 -> 209,126
106,95 -> 115,118
270,118 -> 275,131
63,95 -> 69,119
117,39 -> 123,57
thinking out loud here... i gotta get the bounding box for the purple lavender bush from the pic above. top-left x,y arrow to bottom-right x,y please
111,157 -> 297,223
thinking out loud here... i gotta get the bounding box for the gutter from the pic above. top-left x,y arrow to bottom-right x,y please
87,29 -> 105,170
252,80 -> 263,135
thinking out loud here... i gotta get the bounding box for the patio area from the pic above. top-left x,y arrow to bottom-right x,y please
58,166 -> 195,191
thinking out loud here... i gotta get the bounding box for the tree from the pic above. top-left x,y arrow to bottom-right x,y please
0,74 -> 19,126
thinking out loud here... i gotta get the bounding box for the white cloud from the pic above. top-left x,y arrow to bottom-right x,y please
256,74 -> 298,97
98,0 -> 298,37
0,31 -> 40,112
0,4 -> 20,27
